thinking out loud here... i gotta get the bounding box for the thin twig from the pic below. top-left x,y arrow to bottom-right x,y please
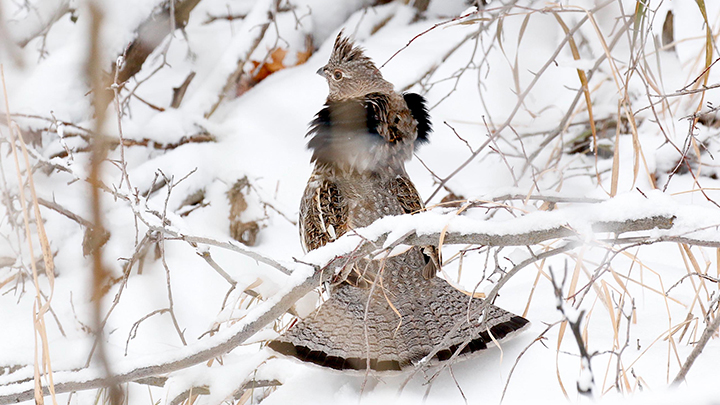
672,292 -> 720,385
426,0 -> 617,203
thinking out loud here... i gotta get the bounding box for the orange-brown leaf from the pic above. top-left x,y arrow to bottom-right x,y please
252,47 -> 288,82
296,38 -> 313,65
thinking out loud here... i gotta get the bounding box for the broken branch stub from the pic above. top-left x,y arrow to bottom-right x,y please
227,177 -> 261,246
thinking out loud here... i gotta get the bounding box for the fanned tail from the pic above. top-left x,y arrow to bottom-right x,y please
268,250 -> 529,373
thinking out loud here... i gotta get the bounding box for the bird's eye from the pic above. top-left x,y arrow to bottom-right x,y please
333,70 -> 343,80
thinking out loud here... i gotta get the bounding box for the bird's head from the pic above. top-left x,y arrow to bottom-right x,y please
317,32 -> 393,100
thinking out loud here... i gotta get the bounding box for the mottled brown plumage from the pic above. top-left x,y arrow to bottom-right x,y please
269,32 -> 529,372
299,176 -> 347,251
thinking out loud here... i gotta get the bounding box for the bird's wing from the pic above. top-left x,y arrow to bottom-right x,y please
307,97 -> 385,164
306,96 -> 395,172
300,176 -> 348,252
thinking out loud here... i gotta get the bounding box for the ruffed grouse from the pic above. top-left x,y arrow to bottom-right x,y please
268,33 -> 529,372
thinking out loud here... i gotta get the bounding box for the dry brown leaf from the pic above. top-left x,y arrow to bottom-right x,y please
238,40 -> 313,97
296,37 -> 313,65
252,47 -> 288,83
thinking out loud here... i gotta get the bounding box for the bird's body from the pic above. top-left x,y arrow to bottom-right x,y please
268,33 -> 528,372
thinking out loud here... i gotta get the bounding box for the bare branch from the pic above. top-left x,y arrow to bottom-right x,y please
549,264 -> 596,396
37,197 -> 93,229
672,292 -> 720,385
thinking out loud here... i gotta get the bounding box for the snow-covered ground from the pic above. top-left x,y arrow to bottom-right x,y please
1,0 -> 720,404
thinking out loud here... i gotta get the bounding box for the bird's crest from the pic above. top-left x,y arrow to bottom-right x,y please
329,31 -> 372,65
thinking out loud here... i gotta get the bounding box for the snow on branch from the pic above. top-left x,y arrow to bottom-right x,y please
102,0 -> 204,111
6,0 -> 71,48
1,192 -> 719,403
301,191 -> 719,268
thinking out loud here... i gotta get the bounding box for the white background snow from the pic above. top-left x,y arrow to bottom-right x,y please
1,0 -> 720,404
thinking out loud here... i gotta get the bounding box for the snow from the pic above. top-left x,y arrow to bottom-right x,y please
1,0 -> 720,404
577,357 -> 596,397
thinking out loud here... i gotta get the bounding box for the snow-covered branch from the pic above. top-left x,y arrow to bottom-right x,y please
2,190 -> 719,403
6,0 -> 71,48
0,262 -> 318,404
104,0 -> 204,111
302,192 -> 718,268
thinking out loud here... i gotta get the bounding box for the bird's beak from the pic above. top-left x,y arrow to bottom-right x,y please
316,66 -> 326,77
